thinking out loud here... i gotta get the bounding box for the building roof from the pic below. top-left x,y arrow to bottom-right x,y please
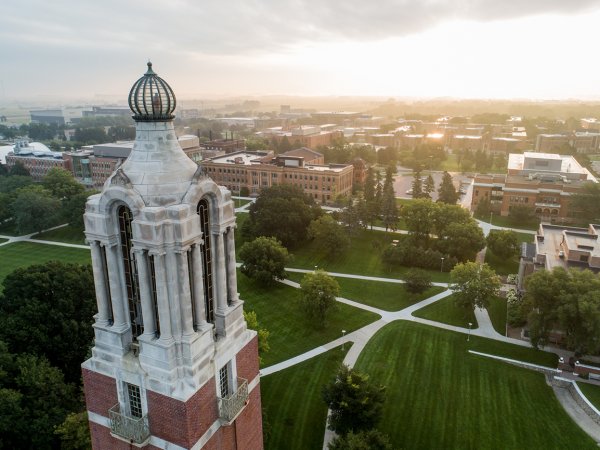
280,147 -> 322,161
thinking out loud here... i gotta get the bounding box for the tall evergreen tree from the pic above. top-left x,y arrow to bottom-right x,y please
381,166 -> 399,231
423,174 -> 435,199
437,171 -> 459,204
411,170 -> 423,198
364,167 -> 375,203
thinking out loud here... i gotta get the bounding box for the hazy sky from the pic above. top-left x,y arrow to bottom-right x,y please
2,0 -> 600,102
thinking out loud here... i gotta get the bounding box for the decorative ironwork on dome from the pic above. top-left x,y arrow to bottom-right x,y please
128,62 -> 176,122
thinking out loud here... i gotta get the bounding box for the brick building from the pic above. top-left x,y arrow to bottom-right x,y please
82,62 -> 262,450
5,140 -> 71,181
202,147 -> 354,203
471,152 -> 598,223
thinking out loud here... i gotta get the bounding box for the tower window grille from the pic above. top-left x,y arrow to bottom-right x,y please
197,199 -> 214,324
118,206 -> 143,340
100,244 -> 114,325
187,248 -> 198,330
219,364 -> 230,398
148,253 -> 160,338
126,383 -> 143,418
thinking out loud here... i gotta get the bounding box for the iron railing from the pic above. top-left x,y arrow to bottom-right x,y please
108,404 -> 150,444
218,378 -> 249,422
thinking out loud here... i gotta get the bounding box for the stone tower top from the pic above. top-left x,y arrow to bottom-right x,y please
128,62 -> 176,122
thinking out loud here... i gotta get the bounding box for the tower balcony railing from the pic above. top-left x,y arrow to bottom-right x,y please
218,378 -> 249,422
108,404 -> 150,445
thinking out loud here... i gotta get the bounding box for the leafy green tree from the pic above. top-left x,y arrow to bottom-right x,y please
437,171 -> 459,204
364,167 -> 375,204
12,185 -> 61,234
450,262 -> 500,311
509,205 -> 535,224
0,261 -> 96,383
43,167 -> 84,200
0,175 -> 33,194
329,430 -> 392,450
439,221 -> 486,262
308,215 -> 350,257
8,162 -> 30,177
63,190 -> 97,229
341,197 -> 361,233
243,311 -> 270,364
54,412 -> 91,450
432,202 -> 472,240
486,230 -> 520,260
245,184 -> 321,248
299,270 -> 339,327
322,365 -> 386,435
403,199 -> 435,245
0,164 -> 7,176
239,237 -> 289,285
474,198 -> 491,219
571,181 -> 600,223
404,269 -> 432,294
381,166 -> 399,231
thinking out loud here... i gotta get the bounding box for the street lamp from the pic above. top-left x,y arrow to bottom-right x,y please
440,257 -> 445,272
467,322 -> 473,342
342,329 -> 346,351
314,265 -> 318,272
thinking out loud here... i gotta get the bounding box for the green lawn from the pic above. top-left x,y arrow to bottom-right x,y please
287,228 -> 451,283
232,198 -> 252,208
285,272 -> 445,311
485,248 -> 519,275
0,242 -> 91,291
0,238 -> 7,244
237,272 -> 379,367
355,321 -> 585,450
482,214 -> 539,231
412,294 -> 477,328
261,347 -> 346,450
577,382 -> 600,411
34,225 -> 87,245
487,296 -> 507,336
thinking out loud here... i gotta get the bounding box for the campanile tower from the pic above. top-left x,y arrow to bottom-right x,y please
82,62 -> 263,449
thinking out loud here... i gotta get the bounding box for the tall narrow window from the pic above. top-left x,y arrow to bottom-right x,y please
197,199 -> 214,324
126,383 -> 143,418
219,365 -> 230,398
187,248 -> 198,330
118,206 -> 143,340
100,244 -> 114,325
148,253 -> 160,338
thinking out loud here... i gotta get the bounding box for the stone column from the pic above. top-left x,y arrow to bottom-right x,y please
176,248 -> 195,337
90,241 -> 111,326
105,242 -> 127,328
134,248 -> 156,338
226,227 -> 239,304
151,251 -> 173,342
214,231 -> 228,313
165,250 -> 182,338
192,243 -> 208,329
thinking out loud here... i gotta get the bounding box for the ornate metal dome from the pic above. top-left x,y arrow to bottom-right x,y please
128,62 -> 176,121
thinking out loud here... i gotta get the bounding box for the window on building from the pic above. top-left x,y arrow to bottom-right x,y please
118,205 -> 143,340
197,199 -> 214,324
148,254 -> 160,337
126,383 -> 143,418
219,364 -> 230,398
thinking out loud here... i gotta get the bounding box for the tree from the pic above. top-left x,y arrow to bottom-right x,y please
12,185 -> 61,234
474,198 -> 491,218
54,412 -> 91,450
245,184 -> 321,248
364,167 -> 375,204
381,166 -> 399,231
438,221 -> 486,262
404,269 -> 432,294
299,270 -> 339,327
450,262 -> 500,311
411,170 -> 423,198
309,214 -> 350,257
243,311 -> 270,364
403,199 -> 435,245
63,190 -> 97,229
329,430 -> 391,450
571,181 -> 600,223
509,205 -> 535,224
8,162 -> 30,177
437,171 -> 459,204
0,261 -> 96,383
423,174 -> 435,199
486,230 -> 520,260
322,365 -> 386,435
43,167 -> 84,200
239,237 -> 289,285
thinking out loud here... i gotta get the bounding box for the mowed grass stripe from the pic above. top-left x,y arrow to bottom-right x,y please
237,272 -> 378,367
355,322 -> 591,450
285,271 -> 445,311
0,242 -> 91,290
261,347 -> 346,450
412,293 -> 477,328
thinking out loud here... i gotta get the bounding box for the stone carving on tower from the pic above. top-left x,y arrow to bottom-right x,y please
81,62 -> 263,449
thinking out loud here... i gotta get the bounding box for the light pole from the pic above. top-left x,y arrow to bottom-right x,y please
489,211 -> 493,225
440,257 -> 445,272
467,322 -> 472,342
314,265 -> 318,272
342,329 -> 346,352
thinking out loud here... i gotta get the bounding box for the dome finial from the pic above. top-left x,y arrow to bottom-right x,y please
145,61 -> 155,75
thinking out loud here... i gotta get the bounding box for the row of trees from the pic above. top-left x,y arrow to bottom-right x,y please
0,167 -> 93,233
411,170 -> 460,204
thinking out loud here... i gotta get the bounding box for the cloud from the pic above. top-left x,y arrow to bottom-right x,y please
1,0 -> 599,57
